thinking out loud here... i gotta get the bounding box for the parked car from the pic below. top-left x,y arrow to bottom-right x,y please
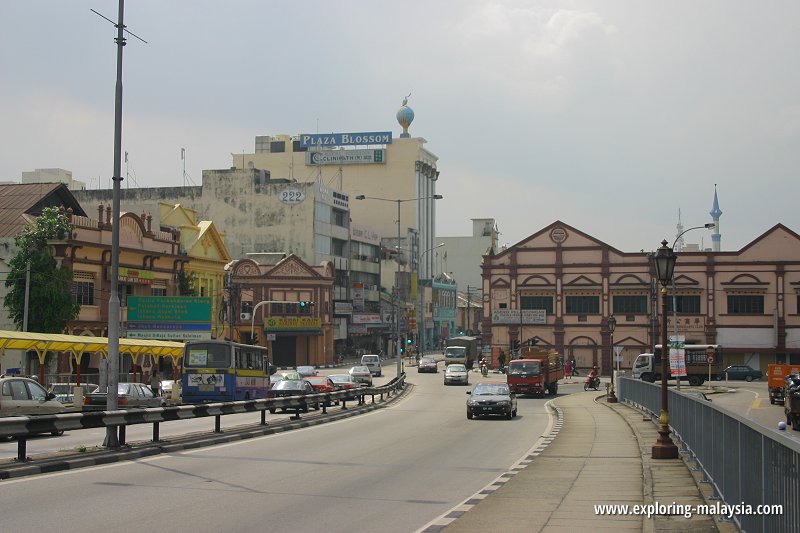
47,383 -> 98,404
266,379 -> 319,413
328,374 -> 359,390
466,381 -> 517,420
718,365 -> 763,382
82,382 -> 167,411
348,365 -> 373,386
418,356 -> 438,373
296,366 -> 317,377
444,364 -> 469,386
1,376 -> 68,429
360,354 -> 382,376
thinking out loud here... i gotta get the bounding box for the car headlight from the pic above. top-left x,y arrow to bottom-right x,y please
497,400 -> 511,407
467,400 -> 477,406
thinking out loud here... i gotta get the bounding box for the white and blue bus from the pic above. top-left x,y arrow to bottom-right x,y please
181,340 -> 271,403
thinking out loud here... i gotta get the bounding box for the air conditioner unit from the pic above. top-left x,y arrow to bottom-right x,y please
240,312 -> 251,320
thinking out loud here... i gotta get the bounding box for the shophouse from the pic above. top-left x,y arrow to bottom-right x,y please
228,253 -> 334,368
481,220 -> 800,375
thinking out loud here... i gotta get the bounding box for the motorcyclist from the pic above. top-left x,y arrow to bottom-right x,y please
479,356 -> 489,376
588,366 -> 599,388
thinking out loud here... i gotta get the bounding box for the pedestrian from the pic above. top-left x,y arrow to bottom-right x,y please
565,359 -> 571,378
498,350 -> 506,371
150,369 -> 160,396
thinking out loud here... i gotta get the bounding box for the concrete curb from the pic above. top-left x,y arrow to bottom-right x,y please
416,400 -> 565,532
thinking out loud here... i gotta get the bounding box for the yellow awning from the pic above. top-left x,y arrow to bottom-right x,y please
0,330 -> 185,361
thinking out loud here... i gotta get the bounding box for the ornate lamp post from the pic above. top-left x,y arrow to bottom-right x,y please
607,314 -> 617,403
652,240 -> 679,459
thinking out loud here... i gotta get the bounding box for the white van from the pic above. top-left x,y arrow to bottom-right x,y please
361,354 -> 382,377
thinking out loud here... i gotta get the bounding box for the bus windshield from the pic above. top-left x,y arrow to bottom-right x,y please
508,360 -> 541,377
185,343 -> 232,368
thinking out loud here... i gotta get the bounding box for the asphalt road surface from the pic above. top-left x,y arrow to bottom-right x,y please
1,363 -> 553,533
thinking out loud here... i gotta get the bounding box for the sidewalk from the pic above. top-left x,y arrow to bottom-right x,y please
426,391 -> 733,533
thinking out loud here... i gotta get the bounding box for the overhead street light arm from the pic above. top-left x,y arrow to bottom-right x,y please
672,223 -> 715,250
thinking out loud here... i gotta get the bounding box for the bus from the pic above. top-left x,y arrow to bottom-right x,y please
632,344 -> 722,385
181,340 -> 272,403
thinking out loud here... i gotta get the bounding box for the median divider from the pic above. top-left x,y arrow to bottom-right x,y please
0,374 -> 407,468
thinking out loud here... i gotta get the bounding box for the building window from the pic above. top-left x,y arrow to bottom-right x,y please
332,238 -> 347,257
521,296 -> 553,314
269,141 -> 285,153
565,295 -> 599,314
73,281 -> 95,305
727,294 -> 764,314
151,287 -> 167,297
332,208 -> 347,228
664,295 -> 701,314
613,295 -> 648,314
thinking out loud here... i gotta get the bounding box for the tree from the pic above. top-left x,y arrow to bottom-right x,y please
176,270 -> 197,296
4,207 -> 80,333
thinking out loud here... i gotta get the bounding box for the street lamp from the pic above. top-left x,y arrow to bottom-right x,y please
607,315 -> 617,403
419,243 -> 446,355
670,223 -> 715,391
355,194 -> 443,378
652,239 -> 678,459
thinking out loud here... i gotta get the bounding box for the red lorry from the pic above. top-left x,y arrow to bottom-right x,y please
506,349 -> 564,397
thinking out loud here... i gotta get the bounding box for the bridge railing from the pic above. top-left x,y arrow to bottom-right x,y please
1,374 -> 407,463
618,376 -> 800,533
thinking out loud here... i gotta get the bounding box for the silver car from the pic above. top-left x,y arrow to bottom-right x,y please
444,364 -> 469,386
348,365 -> 373,386
1,376 -> 67,417
82,382 -> 166,411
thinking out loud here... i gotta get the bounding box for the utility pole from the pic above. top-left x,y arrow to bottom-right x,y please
23,260 -> 30,332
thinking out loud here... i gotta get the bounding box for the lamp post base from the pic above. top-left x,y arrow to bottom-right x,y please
606,392 -> 618,403
651,424 -> 679,459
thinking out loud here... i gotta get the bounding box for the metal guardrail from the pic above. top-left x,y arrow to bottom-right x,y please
618,376 -> 800,533
1,374 -> 407,462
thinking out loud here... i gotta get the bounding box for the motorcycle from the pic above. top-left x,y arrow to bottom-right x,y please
584,375 -> 600,391
479,360 -> 489,377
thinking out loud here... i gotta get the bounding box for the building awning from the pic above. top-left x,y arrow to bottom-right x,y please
0,330 -> 185,365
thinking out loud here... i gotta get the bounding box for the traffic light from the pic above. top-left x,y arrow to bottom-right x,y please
407,338 -> 413,345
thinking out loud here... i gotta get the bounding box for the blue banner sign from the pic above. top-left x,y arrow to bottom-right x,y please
300,131 -> 392,147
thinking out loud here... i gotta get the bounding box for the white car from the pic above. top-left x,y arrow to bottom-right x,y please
348,365 -> 373,386
360,354 -> 382,376
444,364 -> 469,386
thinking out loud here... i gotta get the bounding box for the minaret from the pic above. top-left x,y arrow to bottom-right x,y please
675,209 -> 685,252
709,184 -> 722,252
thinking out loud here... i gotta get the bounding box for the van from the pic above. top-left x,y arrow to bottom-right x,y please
361,354 -> 382,377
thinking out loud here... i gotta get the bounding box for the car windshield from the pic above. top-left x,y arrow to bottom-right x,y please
329,375 -> 350,383
273,380 -> 304,390
351,366 -> 369,373
508,361 -> 541,376
421,358 -> 435,364
297,366 -> 315,375
472,384 -> 510,396
50,384 -> 71,393
448,365 -> 466,372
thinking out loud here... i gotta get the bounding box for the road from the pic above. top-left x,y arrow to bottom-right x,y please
704,379 -> 800,439
0,361 -> 554,533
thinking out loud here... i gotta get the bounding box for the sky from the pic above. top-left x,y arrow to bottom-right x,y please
1,1 -> 798,253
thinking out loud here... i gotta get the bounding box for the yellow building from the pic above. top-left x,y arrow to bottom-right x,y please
159,203 -> 231,340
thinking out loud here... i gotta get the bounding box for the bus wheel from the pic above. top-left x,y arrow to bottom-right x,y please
688,376 -> 701,386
